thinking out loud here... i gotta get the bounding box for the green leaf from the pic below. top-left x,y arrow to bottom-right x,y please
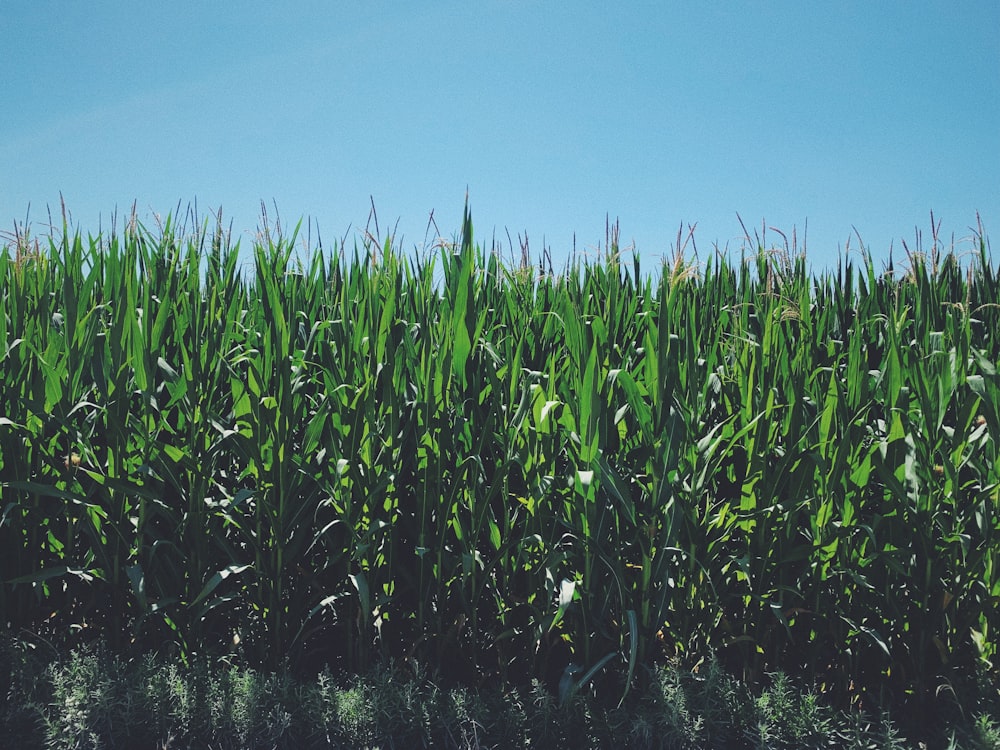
189,564 -> 251,609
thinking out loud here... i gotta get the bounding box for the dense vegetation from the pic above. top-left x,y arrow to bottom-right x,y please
2,638 -> 957,749
2,208 -> 999,744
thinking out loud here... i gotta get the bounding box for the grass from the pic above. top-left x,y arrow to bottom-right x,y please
4,634 -> 993,749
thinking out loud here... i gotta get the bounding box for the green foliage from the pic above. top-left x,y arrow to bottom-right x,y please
1,208 -> 999,726
2,639 -> 996,749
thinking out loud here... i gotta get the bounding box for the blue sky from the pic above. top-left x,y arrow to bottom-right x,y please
3,1 -> 998,271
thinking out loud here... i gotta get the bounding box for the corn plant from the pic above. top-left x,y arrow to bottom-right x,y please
1,208 -> 998,715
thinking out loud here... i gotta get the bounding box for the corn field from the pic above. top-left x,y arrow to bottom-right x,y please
2,209 -> 999,711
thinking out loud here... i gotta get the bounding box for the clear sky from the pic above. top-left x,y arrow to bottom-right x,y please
3,1 -> 998,272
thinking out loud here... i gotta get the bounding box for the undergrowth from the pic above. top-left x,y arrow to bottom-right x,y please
2,636 -> 998,749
